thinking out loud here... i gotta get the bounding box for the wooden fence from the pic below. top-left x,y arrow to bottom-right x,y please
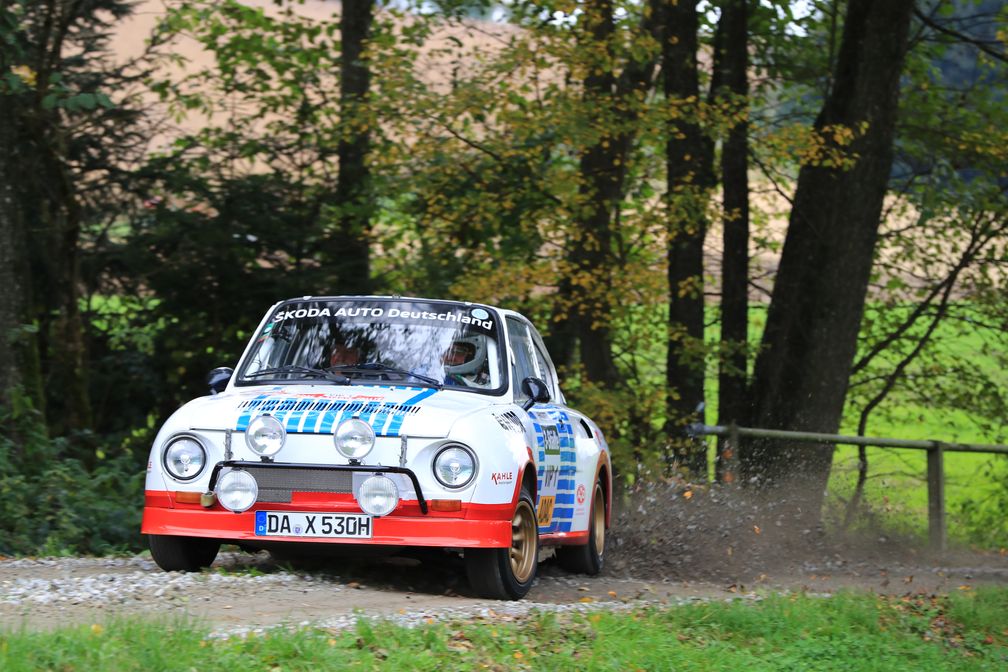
687,423 -> 1008,551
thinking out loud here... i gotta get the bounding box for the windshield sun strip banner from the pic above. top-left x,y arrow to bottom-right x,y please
269,300 -> 498,336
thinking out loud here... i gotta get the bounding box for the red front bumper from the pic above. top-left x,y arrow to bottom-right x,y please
141,491 -> 512,548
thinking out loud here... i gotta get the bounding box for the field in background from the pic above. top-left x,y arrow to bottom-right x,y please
828,303 -> 1007,549
696,304 -> 1007,550
828,410 -> 1006,549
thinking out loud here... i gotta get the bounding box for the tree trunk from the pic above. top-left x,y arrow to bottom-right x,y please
663,0 -> 714,479
32,119 -> 92,434
567,0 -> 621,386
564,0 -> 659,387
7,0 -> 93,432
0,89 -> 34,408
714,0 -> 749,483
742,0 -> 916,511
333,0 -> 374,294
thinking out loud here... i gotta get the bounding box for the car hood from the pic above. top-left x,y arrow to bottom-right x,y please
178,384 -> 488,439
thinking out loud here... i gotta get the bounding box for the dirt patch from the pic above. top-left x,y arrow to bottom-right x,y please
606,480 -> 1008,592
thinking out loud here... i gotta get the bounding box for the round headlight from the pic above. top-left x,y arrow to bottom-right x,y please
246,414 -> 286,458
334,418 -> 375,460
433,444 -> 476,489
163,435 -> 207,481
215,469 -> 258,513
357,475 -> 399,516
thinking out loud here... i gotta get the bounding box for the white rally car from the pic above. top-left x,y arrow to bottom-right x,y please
142,296 -> 611,599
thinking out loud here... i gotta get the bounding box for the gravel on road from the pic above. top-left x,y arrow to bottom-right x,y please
2,482 -> 1005,636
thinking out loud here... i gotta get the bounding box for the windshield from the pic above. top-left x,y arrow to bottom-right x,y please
237,299 -> 506,394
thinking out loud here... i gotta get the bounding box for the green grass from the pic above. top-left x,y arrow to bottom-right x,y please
2,591 -> 1006,671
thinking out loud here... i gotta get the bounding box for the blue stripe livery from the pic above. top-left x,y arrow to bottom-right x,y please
532,405 -> 581,534
234,387 -> 435,437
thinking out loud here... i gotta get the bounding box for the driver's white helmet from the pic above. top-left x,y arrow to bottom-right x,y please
444,336 -> 487,376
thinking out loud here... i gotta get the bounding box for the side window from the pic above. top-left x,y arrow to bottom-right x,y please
506,318 -> 537,404
530,341 -> 556,396
527,323 -> 562,403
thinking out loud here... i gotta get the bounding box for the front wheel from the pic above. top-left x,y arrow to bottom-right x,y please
148,534 -> 220,572
466,490 -> 538,600
557,480 -> 606,575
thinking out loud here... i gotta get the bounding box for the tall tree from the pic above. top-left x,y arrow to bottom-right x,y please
742,0 -> 917,505
331,0 -> 375,294
565,0 -> 660,387
662,0 -> 715,478
713,0 -> 750,482
0,0 -> 40,411
0,0 -> 140,434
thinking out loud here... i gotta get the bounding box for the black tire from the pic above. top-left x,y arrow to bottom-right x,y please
466,490 -> 539,600
148,534 -> 220,572
557,481 -> 606,575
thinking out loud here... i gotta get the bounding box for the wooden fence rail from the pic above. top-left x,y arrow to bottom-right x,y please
686,423 -> 1008,552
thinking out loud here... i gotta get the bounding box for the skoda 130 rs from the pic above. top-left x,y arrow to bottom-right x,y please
141,296 -> 611,600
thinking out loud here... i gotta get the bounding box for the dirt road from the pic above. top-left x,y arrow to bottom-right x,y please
2,546 -> 1005,636
4,483 -> 1006,634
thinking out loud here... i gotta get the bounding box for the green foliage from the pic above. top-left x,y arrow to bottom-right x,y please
0,397 -> 145,556
952,456 -> 1008,550
2,592 -> 1007,670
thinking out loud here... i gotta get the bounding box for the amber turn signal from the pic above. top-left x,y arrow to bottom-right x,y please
428,499 -> 462,512
174,491 -> 203,504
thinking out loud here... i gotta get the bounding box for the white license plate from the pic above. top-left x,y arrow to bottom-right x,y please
254,511 -> 373,539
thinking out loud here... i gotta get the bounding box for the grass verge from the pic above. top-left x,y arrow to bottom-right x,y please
2,590 -> 1006,671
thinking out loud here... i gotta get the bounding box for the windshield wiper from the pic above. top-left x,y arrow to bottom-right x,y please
330,362 -> 443,389
243,365 -> 350,384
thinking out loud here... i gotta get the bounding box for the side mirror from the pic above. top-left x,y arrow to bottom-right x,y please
207,367 -> 234,395
520,376 -> 551,411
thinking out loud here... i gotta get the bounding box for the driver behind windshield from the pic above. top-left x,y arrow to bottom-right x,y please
442,338 -> 491,388
328,342 -> 362,368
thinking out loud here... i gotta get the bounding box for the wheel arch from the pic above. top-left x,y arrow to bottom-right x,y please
508,446 -> 538,508
521,461 -> 537,502
594,453 -> 612,528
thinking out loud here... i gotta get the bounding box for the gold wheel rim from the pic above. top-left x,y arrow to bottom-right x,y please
510,500 -> 537,583
592,484 -> 605,556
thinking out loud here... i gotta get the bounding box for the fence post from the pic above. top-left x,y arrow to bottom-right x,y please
926,443 -> 946,552
716,422 -> 741,484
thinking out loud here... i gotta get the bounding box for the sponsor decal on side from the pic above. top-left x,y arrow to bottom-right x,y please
542,424 -> 560,456
576,483 -> 586,505
536,495 -> 555,526
490,471 -> 514,486
543,464 -> 559,491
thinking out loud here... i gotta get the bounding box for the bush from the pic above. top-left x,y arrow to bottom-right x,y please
0,399 -> 146,556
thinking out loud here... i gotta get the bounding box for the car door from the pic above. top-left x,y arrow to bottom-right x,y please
507,317 -> 566,534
